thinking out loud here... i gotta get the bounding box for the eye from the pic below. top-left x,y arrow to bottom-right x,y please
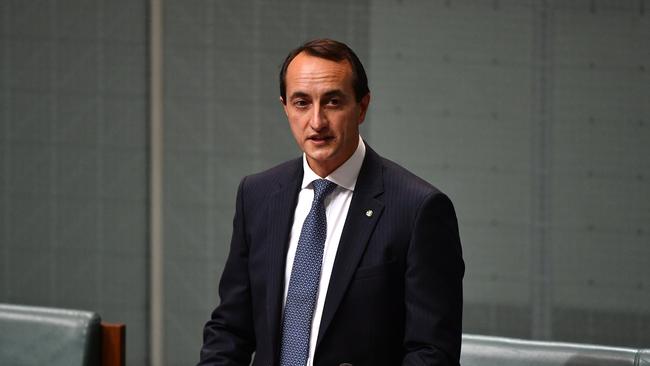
293,99 -> 309,108
326,98 -> 341,107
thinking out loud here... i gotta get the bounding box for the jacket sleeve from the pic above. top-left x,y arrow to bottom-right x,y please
198,177 -> 256,366
402,192 -> 464,366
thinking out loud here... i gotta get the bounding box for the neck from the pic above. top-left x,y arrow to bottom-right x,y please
307,161 -> 337,178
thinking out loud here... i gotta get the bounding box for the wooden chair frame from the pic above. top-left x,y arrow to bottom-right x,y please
101,322 -> 126,366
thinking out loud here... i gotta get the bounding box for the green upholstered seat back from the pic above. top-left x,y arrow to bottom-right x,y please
639,350 -> 650,366
0,303 -> 101,366
462,334 -> 649,366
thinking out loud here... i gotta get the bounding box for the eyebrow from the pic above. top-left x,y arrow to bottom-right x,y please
288,89 -> 346,100
322,90 -> 345,99
289,91 -> 310,100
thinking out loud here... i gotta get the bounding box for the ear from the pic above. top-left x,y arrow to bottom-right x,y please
280,96 -> 288,117
357,93 -> 371,124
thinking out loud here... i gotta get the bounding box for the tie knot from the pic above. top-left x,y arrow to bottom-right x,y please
311,179 -> 337,203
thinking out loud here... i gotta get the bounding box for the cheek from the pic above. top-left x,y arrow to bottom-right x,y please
287,117 -> 306,141
288,111 -> 307,126
341,113 -> 361,134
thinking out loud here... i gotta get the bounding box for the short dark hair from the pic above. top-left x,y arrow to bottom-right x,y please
279,38 -> 370,103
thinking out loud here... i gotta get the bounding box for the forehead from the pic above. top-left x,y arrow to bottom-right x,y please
285,52 -> 354,94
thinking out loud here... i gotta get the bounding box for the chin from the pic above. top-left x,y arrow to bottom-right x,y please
306,145 -> 333,157
307,153 -> 333,163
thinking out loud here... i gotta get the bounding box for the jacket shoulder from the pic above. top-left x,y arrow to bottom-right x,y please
379,155 -> 444,200
238,157 -> 302,198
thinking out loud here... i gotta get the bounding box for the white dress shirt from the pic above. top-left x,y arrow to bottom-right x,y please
283,137 -> 366,366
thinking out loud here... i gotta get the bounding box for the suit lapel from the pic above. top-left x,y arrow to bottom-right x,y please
265,159 -> 302,361
316,146 -> 385,347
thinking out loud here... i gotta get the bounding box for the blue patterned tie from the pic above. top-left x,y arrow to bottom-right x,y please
280,179 -> 337,366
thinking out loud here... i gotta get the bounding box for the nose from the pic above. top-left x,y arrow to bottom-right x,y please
309,104 -> 327,131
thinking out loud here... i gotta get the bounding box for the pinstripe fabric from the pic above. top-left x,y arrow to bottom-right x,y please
199,145 -> 464,366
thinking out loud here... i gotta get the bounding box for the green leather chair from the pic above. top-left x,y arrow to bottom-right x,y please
462,334 -> 650,366
0,303 -> 124,366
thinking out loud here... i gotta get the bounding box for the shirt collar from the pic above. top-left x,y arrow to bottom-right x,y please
301,136 -> 366,192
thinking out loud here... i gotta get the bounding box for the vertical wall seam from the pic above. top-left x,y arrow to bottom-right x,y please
96,0 -> 106,312
49,0 -> 59,306
530,0 -> 554,340
206,0 -> 216,296
2,0 -> 10,300
149,0 -> 164,364
252,2 -> 262,172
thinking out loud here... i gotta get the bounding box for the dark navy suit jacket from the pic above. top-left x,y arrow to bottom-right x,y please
198,145 -> 464,366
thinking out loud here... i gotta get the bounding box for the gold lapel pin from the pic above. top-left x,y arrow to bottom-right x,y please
365,210 -> 373,217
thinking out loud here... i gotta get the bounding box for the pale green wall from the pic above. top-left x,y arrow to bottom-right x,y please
365,0 -> 650,344
1,1 -> 648,366
0,0 -> 149,365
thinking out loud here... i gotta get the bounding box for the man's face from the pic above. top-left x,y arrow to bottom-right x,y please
281,52 -> 370,177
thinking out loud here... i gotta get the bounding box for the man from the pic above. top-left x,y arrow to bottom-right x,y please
198,39 -> 464,366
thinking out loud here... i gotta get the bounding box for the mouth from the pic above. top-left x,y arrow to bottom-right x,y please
307,135 -> 334,144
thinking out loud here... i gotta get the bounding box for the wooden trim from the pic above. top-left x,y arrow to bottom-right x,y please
101,322 -> 126,366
